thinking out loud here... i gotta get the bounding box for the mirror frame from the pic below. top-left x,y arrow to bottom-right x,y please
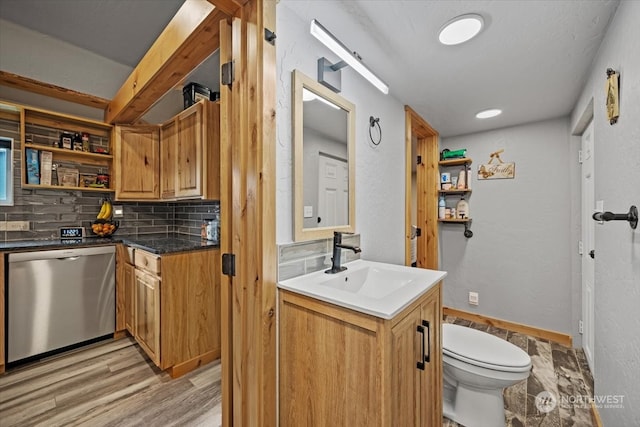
292,69 -> 356,241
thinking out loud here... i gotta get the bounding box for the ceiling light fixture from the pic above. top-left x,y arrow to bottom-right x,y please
475,109 -> 502,119
438,14 -> 484,46
310,19 -> 389,94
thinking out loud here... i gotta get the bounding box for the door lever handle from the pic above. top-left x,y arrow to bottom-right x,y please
589,250 -> 595,259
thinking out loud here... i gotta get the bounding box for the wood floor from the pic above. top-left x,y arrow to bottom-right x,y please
0,337 -> 222,427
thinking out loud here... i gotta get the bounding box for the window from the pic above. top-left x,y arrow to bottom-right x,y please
0,137 -> 14,206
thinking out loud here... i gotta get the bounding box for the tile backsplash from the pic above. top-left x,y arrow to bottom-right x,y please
277,234 -> 361,281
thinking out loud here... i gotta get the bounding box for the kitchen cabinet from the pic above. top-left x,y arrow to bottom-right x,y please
115,100 -> 220,201
135,268 -> 161,366
160,120 -> 177,199
120,246 -> 221,378
114,125 -> 160,199
279,282 -> 442,426
123,262 -> 136,335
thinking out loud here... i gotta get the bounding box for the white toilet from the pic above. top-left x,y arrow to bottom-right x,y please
442,323 -> 532,427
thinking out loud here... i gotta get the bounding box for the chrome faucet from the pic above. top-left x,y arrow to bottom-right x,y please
325,231 -> 361,274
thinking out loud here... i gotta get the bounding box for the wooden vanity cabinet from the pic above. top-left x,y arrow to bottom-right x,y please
279,282 -> 442,426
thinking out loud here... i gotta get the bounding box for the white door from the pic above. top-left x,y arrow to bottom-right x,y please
581,120 -> 595,372
318,154 -> 348,227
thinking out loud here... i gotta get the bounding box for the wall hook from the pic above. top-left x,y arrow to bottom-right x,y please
464,222 -> 473,238
592,205 -> 638,230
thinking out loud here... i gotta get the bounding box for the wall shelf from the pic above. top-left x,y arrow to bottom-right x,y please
438,218 -> 471,223
438,157 -> 472,166
22,183 -> 114,193
439,156 -> 473,237
14,101 -> 114,194
439,189 -> 472,194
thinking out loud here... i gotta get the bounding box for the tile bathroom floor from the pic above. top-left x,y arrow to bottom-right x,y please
442,316 -> 595,427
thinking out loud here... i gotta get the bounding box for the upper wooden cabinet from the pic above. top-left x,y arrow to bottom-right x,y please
115,100 -> 220,201
114,125 -> 160,199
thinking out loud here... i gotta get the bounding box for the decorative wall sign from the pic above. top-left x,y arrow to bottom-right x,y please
605,68 -> 619,125
478,149 -> 515,180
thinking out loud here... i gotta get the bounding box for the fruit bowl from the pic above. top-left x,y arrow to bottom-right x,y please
91,219 -> 119,237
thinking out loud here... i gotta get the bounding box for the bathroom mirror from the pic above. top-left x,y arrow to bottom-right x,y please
292,70 -> 356,241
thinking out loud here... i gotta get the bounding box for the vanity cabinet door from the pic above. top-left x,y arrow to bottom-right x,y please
134,269 -> 161,366
391,283 -> 442,426
420,287 -> 442,427
391,305 -> 423,426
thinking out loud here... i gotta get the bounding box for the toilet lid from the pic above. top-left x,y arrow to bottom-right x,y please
443,324 -> 531,370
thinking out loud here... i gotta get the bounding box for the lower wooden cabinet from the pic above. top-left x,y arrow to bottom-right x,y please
123,262 -> 135,334
117,245 -> 221,378
279,282 -> 442,426
134,268 -> 161,367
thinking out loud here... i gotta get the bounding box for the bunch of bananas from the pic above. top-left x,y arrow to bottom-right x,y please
92,199 -> 118,237
96,199 -> 112,220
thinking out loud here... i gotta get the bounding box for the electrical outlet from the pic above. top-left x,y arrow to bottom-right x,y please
112,205 -> 124,218
579,320 -> 583,334
468,291 -> 479,306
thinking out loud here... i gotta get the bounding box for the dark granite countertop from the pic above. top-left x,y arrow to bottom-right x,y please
0,233 -> 219,255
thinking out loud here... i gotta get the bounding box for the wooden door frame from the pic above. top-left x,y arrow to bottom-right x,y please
220,1 -> 277,426
404,106 -> 439,269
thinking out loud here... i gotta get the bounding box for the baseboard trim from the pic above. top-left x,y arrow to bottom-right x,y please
591,402 -> 603,427
443,307 -> 573,347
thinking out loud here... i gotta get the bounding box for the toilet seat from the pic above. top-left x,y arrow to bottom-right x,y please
443,324 -> 531,373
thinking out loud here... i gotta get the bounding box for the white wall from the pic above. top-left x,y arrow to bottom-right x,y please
571,1 -> 640,424
440,118 -> 577,337
0,19 -> 131,118
276,2 -> 406,264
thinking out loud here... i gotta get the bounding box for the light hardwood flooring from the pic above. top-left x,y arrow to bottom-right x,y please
0,337 -> 222,427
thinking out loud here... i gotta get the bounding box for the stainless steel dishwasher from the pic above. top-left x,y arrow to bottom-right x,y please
7,245 -> 115,364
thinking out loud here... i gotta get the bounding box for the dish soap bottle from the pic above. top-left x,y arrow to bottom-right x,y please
456,197 -> 469,219
438,195 -> 446,219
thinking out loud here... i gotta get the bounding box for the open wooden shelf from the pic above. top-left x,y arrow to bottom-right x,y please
439,189 -> 472,194
438,157 -> 472,166
22,183 -> 114,193
438,218 -> 472,223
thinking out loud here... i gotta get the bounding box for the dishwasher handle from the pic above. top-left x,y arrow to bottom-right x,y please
57,256 -> 80,261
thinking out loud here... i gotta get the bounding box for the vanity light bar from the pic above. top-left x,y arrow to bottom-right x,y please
310,19 -> 389,95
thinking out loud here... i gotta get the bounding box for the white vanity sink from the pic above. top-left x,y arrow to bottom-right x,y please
278,259 -> 447,319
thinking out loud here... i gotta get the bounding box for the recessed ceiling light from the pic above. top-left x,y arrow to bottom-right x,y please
476,109 -> 502,119
439,14 -> 484,46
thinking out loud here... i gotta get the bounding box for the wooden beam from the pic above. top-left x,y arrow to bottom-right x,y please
105,0 -> 228,124
206,0 -> 249,16
0,70 -> 110,109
